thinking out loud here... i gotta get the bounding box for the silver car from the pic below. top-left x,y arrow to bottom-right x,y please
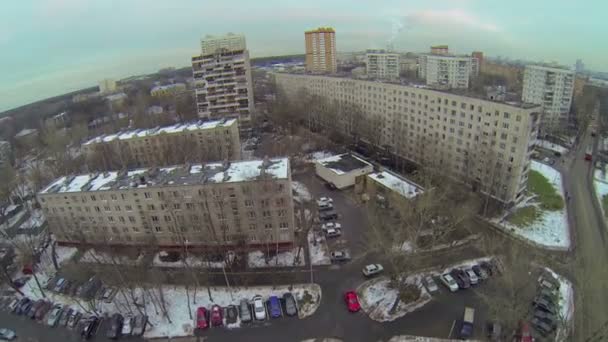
0,328 -> 16,340
239,299 -> 252,323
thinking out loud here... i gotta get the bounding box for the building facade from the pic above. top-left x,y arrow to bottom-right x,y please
419,54 -> 475,89
522,64 -> 574,127
0,141 -> 11,168
274,73 -> 541,204
150,83 -> 187,97
38,158 -> 296,250
192,34 -> 255,132
82,119 -> 241,168
365,50 -> 400,80
305,27 -> 337,74
99,79 -> 117,94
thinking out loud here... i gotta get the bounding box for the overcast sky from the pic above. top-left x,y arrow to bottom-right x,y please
0,0 -> 604,112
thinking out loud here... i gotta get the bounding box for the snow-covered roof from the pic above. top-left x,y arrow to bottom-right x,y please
368,171 -> 423,199
151,83 -> 186,93
15,128 -> 38,137
105,92 -> 127,101
315,153 -> 372,175
83,118 -> 237,146
40,158 -> 289,195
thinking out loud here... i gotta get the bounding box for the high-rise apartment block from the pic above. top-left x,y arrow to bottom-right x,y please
192,33 -> 255,132
419,46 -> 480,89
522,64 -> 574,126
38,158 -> 295,249
305,27 -> 337,74
82,119 -> 241,168
365,50 -> 400,80
0,141 -> 11,168
275,73 -> 541,205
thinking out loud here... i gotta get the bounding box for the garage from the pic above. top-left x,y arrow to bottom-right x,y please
314,153 -> 374,189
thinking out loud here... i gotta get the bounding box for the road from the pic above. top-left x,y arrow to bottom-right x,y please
564,127 -> 608,341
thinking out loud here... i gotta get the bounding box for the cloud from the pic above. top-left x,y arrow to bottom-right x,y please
400,9 -> 500,32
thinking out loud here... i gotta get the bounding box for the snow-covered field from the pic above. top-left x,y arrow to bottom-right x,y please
152,251 -> 226,269
357,275 -> 431,322
292,181 -> 313,203
80,249 -> 144,266
307,230 -> 331,266
492,161 -> 570,250
536,139 -> 569,154
544,268 -> 575,341
248,248 -> 305,268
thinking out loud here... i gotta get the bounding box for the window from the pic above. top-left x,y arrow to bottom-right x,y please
249,224 -> 257,230
516,115 -> 522,122
155,226 -> 162,232
147,204 -> 155,210
173,203 -> 181,210
264,223 -> 273,230
278,210 -> 286,217
504,112 -> 510,119
144,192 -> 151,199
125,205 -> 132,211
151,216 -> 159,222
164,215 -> 171,222
279,222 -> 289,229
262,210 -> 271,217
502,123 -> 510,129
245,200 -> 253,207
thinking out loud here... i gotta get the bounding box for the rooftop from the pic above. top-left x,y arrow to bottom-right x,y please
83,118 -> 237,145
40,158 -> 289,195
15,128 -> 38,137
105,93 -> 128,101
368,171 -> 423,199
316,154 -> 372,175
305,27 -> 335,34
151,83 -> 186,92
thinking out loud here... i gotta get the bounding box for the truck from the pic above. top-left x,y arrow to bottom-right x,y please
460,307 -> 475,338
585,146 -> 593,161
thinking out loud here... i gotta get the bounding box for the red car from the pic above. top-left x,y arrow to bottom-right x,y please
210,305 -> 223,326
518,321 -> 533,342
344,291 -> 361,312
196,307 -> 209,330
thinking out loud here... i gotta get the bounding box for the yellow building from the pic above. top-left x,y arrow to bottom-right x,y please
305,27 -> 337,74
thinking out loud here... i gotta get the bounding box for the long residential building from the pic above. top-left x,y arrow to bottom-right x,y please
522,64 -> 574,127
82,119 -> 240,168
192,33 -> 255,131
365,50 -> 400,80
274,73 -> 541,205
38,158 -> 295,250
305,27 -> 337,74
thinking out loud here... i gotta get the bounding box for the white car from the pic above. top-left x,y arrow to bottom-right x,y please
440,273 -> 459,292
424,276 -> 439,293
330,250 -> 351,262
252,295 -> 266,320
465,268 -> 479,285
321,222 -> 342,231
0,328 -> 16,341
324,228 -> 342,238
362,264 -> 384,277
316,197 -> 333,206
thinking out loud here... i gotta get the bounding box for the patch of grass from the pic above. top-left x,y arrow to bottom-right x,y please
507,206 -> 541,227
528,170 -> 564,211
603,195 -> 608,218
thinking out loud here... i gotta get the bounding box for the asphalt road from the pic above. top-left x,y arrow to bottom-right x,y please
564,128 -> 608,341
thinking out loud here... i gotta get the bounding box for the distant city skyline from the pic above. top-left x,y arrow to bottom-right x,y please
1,0 -> 605,112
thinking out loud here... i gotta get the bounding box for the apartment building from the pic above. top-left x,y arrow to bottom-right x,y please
365,50 -> 400,80
98,79 -> 117,94
0,141 -> 11,167
38,158 -> 295,250
305,27 -> 337,74
522,64 -> 574,127
150,83 -> 187,97
419,54 -> 475,89
82,119 -> 240,168
274,73 -> 541,205
192,33 -> 255,131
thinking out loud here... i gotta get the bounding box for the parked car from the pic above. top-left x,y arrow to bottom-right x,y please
27,299 -> 44,319
67,311 -> 82,329
330,250 -> 351,262
107,313 -> 124,339
362,264 -> 384,277
324,227 -> 342,238
196,307 -> 209,330
423,276 -> 439,293
226,305 -> 238,324
122,315 -> 133,336
534,310 -> 557,327
46,305 -> 63,326
210,305 -> 223,326
316,197 -> 333,205
268,296 -> 282,318
283,293 -> 298,317
17,298 -> 32,315
533,297 -> 557,315
344,291 -> 361,312
518,321 -> 534,342
0,328 -> 16,340
252,295 -> 266,320
465,268 -> 479,285
319,210 -> 338,221
56,307 -> 70,327
321,222 -> 342,231
472,265 -> 489,280
239,299 -> 252,323
531,317 -> 554,336
12,277 -> 29,288
479,261 -> 495,276
81,316 -> 99,340
34,301 -> 52,321
131,315 -> 148,336
538,278 -> 559,293
459,307 -> 475,339
318,202 -> 334,211
440,273 -> 459,292
450,269 -> 470,289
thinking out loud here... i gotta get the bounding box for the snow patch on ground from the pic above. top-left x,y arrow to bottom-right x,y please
80,249 -> 144,266
247,248 -> 305,268
544,268 -> 574,341
491,161 -> 570,250
310,151 -> 335,161
152,252 -> 226,269
536,139 -> 569,154
358,275 -> 432,322
307,230 -> 331,266
292,181 -> 313,203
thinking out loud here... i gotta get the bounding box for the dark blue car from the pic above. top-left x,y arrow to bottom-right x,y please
268,296 -> 282,318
